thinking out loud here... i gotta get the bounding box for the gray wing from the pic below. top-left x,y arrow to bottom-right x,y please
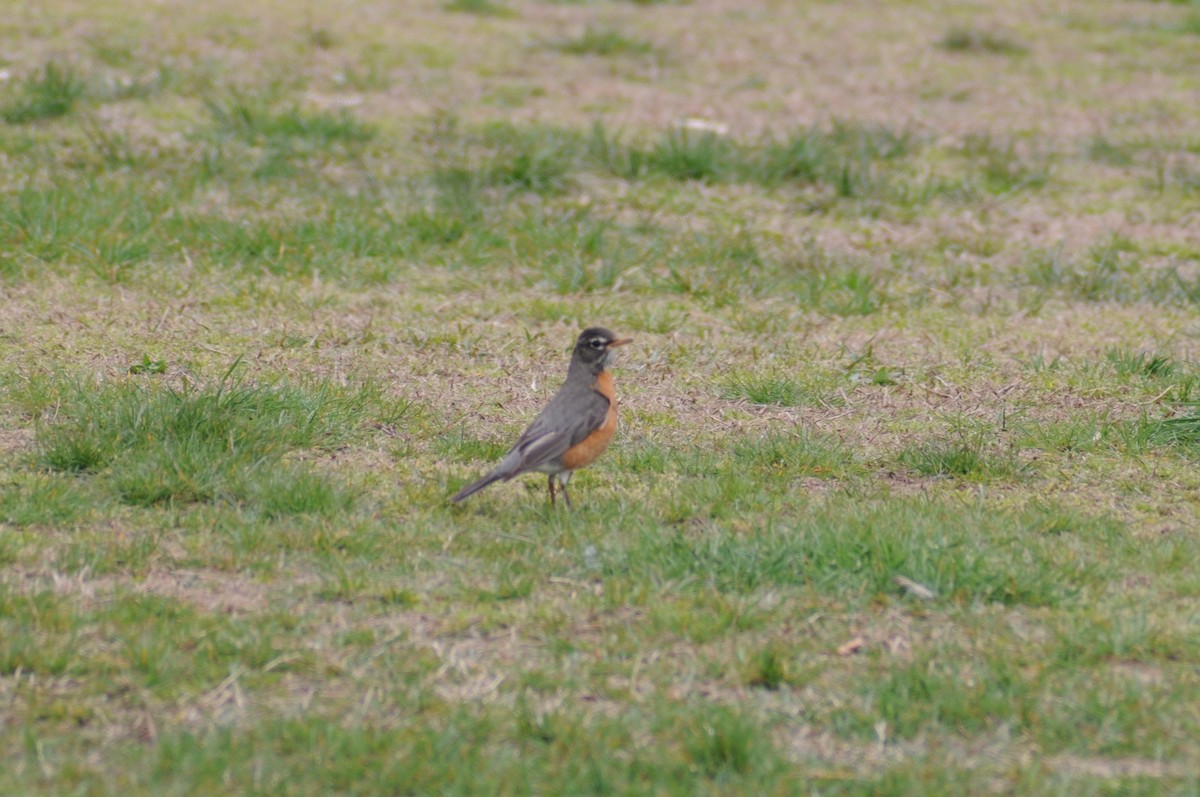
499,386 -> 610,476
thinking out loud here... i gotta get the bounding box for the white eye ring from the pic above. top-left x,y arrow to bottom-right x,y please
589,339 -> 605,349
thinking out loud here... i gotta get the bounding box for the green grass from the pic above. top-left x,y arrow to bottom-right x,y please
603,498 -> 1116,606
1105,347 -> 1177,379
0,475 -> 95,527
29,368 -> 388,514
1085,135 -> 1138,167
1024,239 -> 1200,306
1170,11 -> 1200,35
786,260 -> 889,315
959,133 -> 1050,194
722,373 -> 833,406
743,639 -> 793,690
444,0 -> 517,16
643,128 -> 737,182
681,705 -> 777,778
1146,402 -> 1200,452
4,0 -> 1200,792
204,96 -> 376,149
1015,413 -> 1116,454
480,122 -> 580,194
938,27 -> 1029,55
896,436 -> 1018,480
587,121 -> 916,196
199,93 -> 376,179
730,430 -> 856,478
554,26 -> 658,57
1,61 -> 86,123
0,180 -> 162,280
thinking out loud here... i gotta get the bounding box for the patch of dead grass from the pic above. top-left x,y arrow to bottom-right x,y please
3,566 -> 272,615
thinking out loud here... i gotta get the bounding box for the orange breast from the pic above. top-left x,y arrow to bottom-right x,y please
561,370 -> 618,471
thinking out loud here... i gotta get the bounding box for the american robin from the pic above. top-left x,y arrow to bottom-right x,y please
450,327 -> 633,507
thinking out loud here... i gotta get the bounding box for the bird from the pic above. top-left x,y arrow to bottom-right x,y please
450,327 -> 633,507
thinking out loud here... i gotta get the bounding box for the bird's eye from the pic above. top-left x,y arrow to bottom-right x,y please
589,338 -> 606,349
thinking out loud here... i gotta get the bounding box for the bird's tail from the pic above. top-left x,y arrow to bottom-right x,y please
450,469 -> 507,503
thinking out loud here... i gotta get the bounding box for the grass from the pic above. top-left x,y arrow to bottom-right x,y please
1,61 -> 86,124
586,121 -> 916,196
480,122 -> 580,194
1146,402 -> 1200,452
1024,239 -> 1200,306
938,27 -> 1029,55
200,93 -> 376,179
28,367 -> 388,514
444,0 -> 517,16
0,475 -> 95,527
722,373 -> 836,407
730,430 -> 856,477
744,640 -> 792,690
604,498 -> 1116,606
204,96 -> 376,149
959,133 -> 1050,194
554,26 -> 658,57
3,0 -> 1200,793
896,435 -> 1019,480
1105,347 -> 1177,379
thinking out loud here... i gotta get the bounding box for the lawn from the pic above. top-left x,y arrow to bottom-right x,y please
2,0 -> 1200,793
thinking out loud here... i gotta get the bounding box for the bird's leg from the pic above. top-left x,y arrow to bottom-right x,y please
547,474 -> 557,506
560,472 -> 574,509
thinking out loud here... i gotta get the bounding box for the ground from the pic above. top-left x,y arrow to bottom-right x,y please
1,0 -> 1200,793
